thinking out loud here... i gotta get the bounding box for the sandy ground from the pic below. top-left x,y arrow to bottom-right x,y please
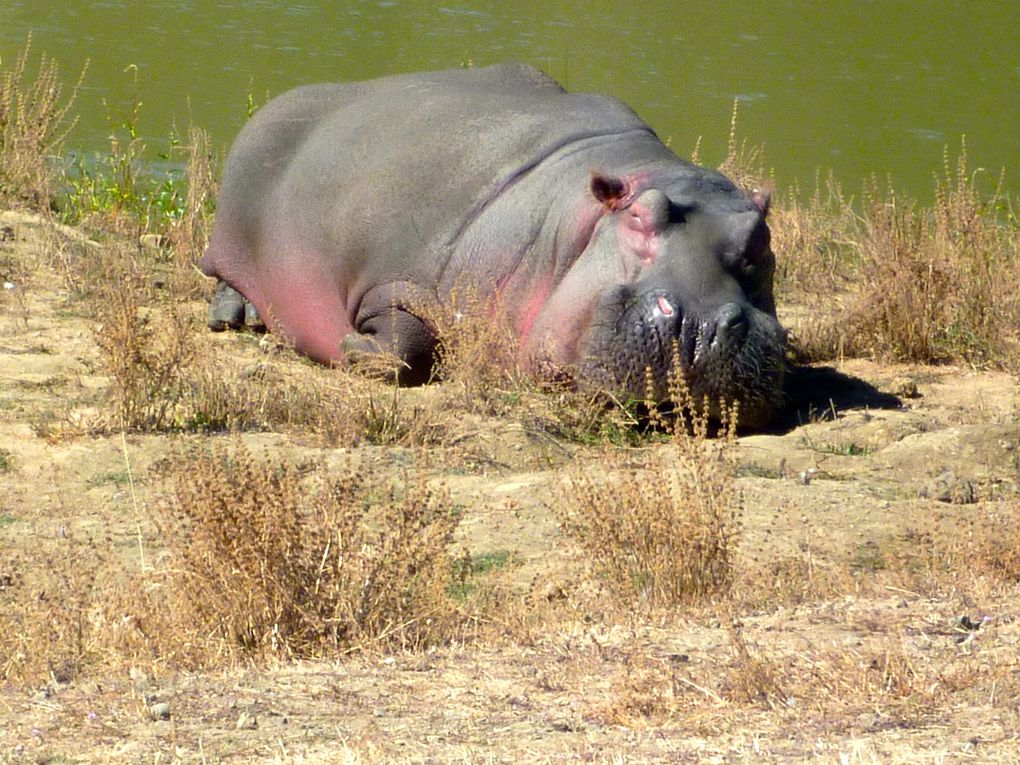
1,210 -> 1018,763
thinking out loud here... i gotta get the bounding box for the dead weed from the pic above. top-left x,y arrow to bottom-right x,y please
776,144 -> 1019,367
0,37 -> 85,212
559,371 -> 741,609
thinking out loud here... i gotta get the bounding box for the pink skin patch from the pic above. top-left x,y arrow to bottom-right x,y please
254,252 -> 351,364
590,171 -> 663,266
521,171 -> 669,367
516,276 -> 554,350
619,203 -> 660,264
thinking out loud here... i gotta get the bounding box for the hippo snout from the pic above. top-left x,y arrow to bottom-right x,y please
630,291 -> 748,369
579,286 -> 787,425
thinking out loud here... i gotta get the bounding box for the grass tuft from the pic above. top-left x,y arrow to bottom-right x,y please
775,144 -> 1019,366
558,365 -> 741,608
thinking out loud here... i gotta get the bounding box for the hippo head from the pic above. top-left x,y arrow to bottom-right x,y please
528,170 -> 787,428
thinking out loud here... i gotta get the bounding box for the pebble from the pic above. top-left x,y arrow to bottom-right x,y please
149,702 -> 171,721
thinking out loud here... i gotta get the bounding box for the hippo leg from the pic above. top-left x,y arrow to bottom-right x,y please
342,305 -> 437,385
207,280 -> 265,332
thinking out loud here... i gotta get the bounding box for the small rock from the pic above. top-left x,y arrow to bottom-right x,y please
920,471 -> 976,504
958,615 -> 982,632
888,377 -> 920,398
139,233 -> 166,254
149,702 -> 171,721
129,666 -> 152,691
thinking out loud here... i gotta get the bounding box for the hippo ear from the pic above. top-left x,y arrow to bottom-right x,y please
749,187 -> 771,217
590,173 -> 631,211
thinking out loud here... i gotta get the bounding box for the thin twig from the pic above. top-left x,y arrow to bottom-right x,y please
120,430 -> 146,573
674,674 -> 725,704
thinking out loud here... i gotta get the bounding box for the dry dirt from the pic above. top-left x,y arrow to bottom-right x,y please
1,210 -> 1019,763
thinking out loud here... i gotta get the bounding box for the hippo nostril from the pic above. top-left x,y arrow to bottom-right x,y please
645,291 -> 678,323
714,302 -> 748,343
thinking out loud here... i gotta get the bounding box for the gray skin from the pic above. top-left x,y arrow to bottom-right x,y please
201,63 -> 787,427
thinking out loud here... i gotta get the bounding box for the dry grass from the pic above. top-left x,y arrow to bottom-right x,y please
0,37 -> 85,212
164,126 -> 217,270
91,276 -> 198,432
53,233 -> 430,442
916,497 -> 1020,588
774,145 -> 1019,366
709,106 -> 1018,368
52,229 -> 623,449
0,531 -> 111,683
418,283 -> 640,448
559,371 -> 742,609
0,443 -> 473,680
421,283 -> 528,409
770,173 -> 861,298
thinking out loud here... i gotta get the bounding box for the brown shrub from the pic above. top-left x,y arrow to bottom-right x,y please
146,442 -> 465,660
723,624 -> 788,710
0,532 -> 110,683
91,282 -> 198,432
770,173 -> 861,299
0,445 -> 475,679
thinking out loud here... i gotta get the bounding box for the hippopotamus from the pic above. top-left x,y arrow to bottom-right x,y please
200,63 -> 787,426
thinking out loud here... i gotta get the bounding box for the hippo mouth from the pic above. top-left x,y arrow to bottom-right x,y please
577,288 -> 788,427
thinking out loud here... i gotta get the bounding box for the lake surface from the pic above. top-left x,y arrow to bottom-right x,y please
1,1 -> 1017,201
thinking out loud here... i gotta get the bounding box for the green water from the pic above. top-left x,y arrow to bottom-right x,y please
1,1 -> 1017,201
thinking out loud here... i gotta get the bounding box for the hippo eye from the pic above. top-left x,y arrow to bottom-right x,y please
669,204 -> 693,225
735,221 -> 771,275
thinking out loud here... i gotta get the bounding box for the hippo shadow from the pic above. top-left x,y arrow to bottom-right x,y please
766,364 -> 904,435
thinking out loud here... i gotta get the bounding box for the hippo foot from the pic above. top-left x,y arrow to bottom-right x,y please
207,280 -> 265,332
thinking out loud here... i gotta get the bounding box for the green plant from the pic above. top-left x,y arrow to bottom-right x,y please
60,104 -> 187,234
86,470 -> 132,487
